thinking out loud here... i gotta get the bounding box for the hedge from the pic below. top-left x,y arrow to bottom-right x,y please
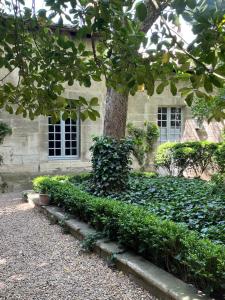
155,141 -> 219,177
33,176 -> 225,298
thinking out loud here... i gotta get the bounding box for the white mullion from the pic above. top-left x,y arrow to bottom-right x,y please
167,107 -> 170,141
61,117 -> 65,157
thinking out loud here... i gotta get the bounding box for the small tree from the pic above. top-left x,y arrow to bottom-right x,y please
127,121 -> 159,171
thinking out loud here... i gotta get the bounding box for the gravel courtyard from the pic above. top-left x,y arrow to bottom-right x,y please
0,193 -> 155,300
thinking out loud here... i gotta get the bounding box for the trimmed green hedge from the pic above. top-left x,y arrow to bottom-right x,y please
33,176 -> 225,298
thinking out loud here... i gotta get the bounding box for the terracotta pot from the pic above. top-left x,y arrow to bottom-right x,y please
39,193 -> 50,206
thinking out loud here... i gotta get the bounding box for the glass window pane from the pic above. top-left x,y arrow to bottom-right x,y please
66,141 -> 71,148
72,149 -> 77,155
55,149 -> 61,156
72,141 -> 77,148
49,133 -> 54,140
71,126 -> 77,133
55,133 -> 61,140
56,141 -> 61,148
65,119 -> 70,125
48,125 -> 54,132
55,125 -> 61,132
65,133 -> 70,140
65,126 -> 70,132
49,141 -> 54,148
65,149 -> 71,155
49,149 -> 54,156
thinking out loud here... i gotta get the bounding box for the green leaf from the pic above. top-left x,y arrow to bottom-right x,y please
186,0 -> 196,9
136,3 -> 147,22
90,97 -> 99,106
170,81 -> 177,96
209,75 -> 222,88
185,92 -> 194,106
88,110 -> 97,121
204,76 -> 213,93
78,43 -> 85,52
195,90 -> 206,98
156,81 -> 168,94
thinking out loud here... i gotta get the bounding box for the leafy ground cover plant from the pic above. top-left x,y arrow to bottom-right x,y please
70,174 -> 225,245
33,176 -> 225,299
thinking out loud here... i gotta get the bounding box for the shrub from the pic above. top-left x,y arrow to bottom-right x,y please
154,142 -> 176,174
155,141 -> 218,177
89,136 -> 133,195
33,176 -> 225,298
213,142 -> 225,173
127,122 -> 159,171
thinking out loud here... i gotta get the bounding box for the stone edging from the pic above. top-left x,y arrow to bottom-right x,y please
24,191 -> 212,300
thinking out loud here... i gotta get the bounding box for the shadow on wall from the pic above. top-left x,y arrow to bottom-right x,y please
182,119 -> 224,142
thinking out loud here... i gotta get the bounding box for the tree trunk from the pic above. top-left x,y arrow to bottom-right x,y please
103,87 -> 128,140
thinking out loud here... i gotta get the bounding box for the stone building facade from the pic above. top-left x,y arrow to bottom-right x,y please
0,66 -> 224,191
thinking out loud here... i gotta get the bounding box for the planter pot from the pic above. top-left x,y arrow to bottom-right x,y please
39,193 -> 50,206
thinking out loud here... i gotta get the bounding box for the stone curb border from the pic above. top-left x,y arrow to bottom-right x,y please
24,191 -> 212,300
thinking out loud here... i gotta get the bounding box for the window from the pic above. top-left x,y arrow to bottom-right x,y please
158,107 -> 182,142
48,116 -> 79,159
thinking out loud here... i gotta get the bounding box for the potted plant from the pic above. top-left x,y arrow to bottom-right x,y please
39,187 -> 50,206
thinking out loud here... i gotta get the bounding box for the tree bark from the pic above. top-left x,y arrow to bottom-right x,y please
103,87 -> 128,140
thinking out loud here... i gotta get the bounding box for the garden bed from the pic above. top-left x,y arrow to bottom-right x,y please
70,173 -> 225,244
33,175 -> 225,299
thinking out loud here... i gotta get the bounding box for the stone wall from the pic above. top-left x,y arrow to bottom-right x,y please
0,70 -> 224,191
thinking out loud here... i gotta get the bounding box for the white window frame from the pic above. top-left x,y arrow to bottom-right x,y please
48,116 -> 80,160
158,107 -> 183,143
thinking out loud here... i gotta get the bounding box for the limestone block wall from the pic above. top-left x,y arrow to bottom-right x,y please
0,68 -> 224,191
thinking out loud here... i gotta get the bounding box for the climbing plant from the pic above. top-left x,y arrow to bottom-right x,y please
127,121 -> 159,171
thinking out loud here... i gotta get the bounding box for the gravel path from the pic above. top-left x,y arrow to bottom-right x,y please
0,193 -> 155,300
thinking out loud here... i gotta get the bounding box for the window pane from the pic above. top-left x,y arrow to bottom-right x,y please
49,133 -> 54,140
65,119 -> 70,125
72,149 -> 77,155
72,141 -> 77,148
71,126 -> 77,133
65,126 -> 70,132
66,141 -> 71,148
49,141 -> 54,148
65,148 -> 71,155
48,125 -> 54,132
56,141 -> 61,148
55,125 -> 61,133
55,149 -> 61,156
55,133 -> 61,140
49,149 -> 54,156
65,133 -> 70,140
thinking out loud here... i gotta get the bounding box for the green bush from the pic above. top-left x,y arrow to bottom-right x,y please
155,141 -> 218,177
154,142 -> 176,174
127,122 -> 159,171
89,136 -> 133,195
33,176 -> 225,298
213,142 -> 225,173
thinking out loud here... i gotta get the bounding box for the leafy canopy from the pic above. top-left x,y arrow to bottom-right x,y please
0,0 -> 225,121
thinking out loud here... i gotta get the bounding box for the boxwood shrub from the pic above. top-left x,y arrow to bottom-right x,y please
33,176 -> 225,299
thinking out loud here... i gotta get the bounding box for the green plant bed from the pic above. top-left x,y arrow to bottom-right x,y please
70,174 -> 225,244
33,176 -> 225,299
